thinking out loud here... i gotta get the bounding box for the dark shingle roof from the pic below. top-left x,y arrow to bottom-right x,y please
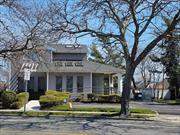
36,61 -> 125,74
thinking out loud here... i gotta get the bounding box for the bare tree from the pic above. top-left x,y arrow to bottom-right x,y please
138,57 -> 153,88
0,0 -> 48,59
37,0 -> 180,116
136,54 -> 163,88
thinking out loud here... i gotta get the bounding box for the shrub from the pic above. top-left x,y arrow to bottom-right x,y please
45,90 -> 69,98
87,93 -> 98,102
81,94 -> 121,103
1,90 -> 17,108
0,89 -> 5,101
97,94 -> 121,103
39,90 -> 70,108
11,92 -> 29,109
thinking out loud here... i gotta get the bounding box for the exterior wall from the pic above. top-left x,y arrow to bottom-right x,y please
92,74 -> 104,94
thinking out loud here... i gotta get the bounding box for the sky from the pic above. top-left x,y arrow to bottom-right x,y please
0,0 -> 179,82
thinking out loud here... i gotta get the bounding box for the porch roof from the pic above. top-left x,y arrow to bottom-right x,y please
36,61 -> 125,74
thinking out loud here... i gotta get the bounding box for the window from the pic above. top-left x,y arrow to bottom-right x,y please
54,62 -> 63,66
56,76 -> 62,91
75,61 -> 83,67
66,76 -> 73,93
77,76 -> 83,93
65,61 -> 73,66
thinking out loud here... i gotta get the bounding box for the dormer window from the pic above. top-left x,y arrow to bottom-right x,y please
75,61 -> 83,67
54,61 -> 63,66
65,61 -> 73,66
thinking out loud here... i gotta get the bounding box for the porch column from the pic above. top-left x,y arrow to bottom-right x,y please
109,74 -> 114,94
46,72 -> 49,91
73,75 -> 77,93
62,75 -> 66,92
90,72 -> 92,93
109,74 -> 112,94
117,73 -> 123,94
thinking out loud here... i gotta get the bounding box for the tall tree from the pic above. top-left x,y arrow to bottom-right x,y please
46,0 -> 180,116
151,20 -> 180,99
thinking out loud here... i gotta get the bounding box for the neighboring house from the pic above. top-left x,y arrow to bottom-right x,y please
10,44 -> 125,98
146,80 -> 170,99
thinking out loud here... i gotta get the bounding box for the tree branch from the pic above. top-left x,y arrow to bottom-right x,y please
135,10 -> 180,66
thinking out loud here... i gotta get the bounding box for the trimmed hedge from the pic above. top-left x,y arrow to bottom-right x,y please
1,90 -> 17,108
11,92 -> 29,109
39,90 -> 70,108
82,93 -> 121,103
1,91 -> 29,109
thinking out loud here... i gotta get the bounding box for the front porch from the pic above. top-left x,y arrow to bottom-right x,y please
18,72 -> 123,97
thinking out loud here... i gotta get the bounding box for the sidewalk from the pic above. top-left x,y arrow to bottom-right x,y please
19,100 -> 40,111
149,114 -> 180,123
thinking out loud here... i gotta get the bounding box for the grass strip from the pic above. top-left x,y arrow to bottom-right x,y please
42,106 -> 156,114
0,111 -> 155,119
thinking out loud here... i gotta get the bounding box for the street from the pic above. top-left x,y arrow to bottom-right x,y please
0,116 -> 180,135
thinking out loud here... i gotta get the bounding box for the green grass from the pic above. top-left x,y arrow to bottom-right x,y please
130,108 -> 156,114
42,105 -> 156,114
129,114 -> 154,119
0,111 -> 155,118
0,111 -> 105,117
153,99 -> 180,105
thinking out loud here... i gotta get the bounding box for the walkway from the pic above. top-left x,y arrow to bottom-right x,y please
19,100 -> 40,111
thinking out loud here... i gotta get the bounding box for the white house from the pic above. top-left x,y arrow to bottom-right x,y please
10,44 -> 125,99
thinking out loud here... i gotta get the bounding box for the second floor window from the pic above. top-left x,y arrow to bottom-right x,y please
53,53 -> 86,61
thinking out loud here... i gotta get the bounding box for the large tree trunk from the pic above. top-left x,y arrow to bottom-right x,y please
120,63 -> 135,117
